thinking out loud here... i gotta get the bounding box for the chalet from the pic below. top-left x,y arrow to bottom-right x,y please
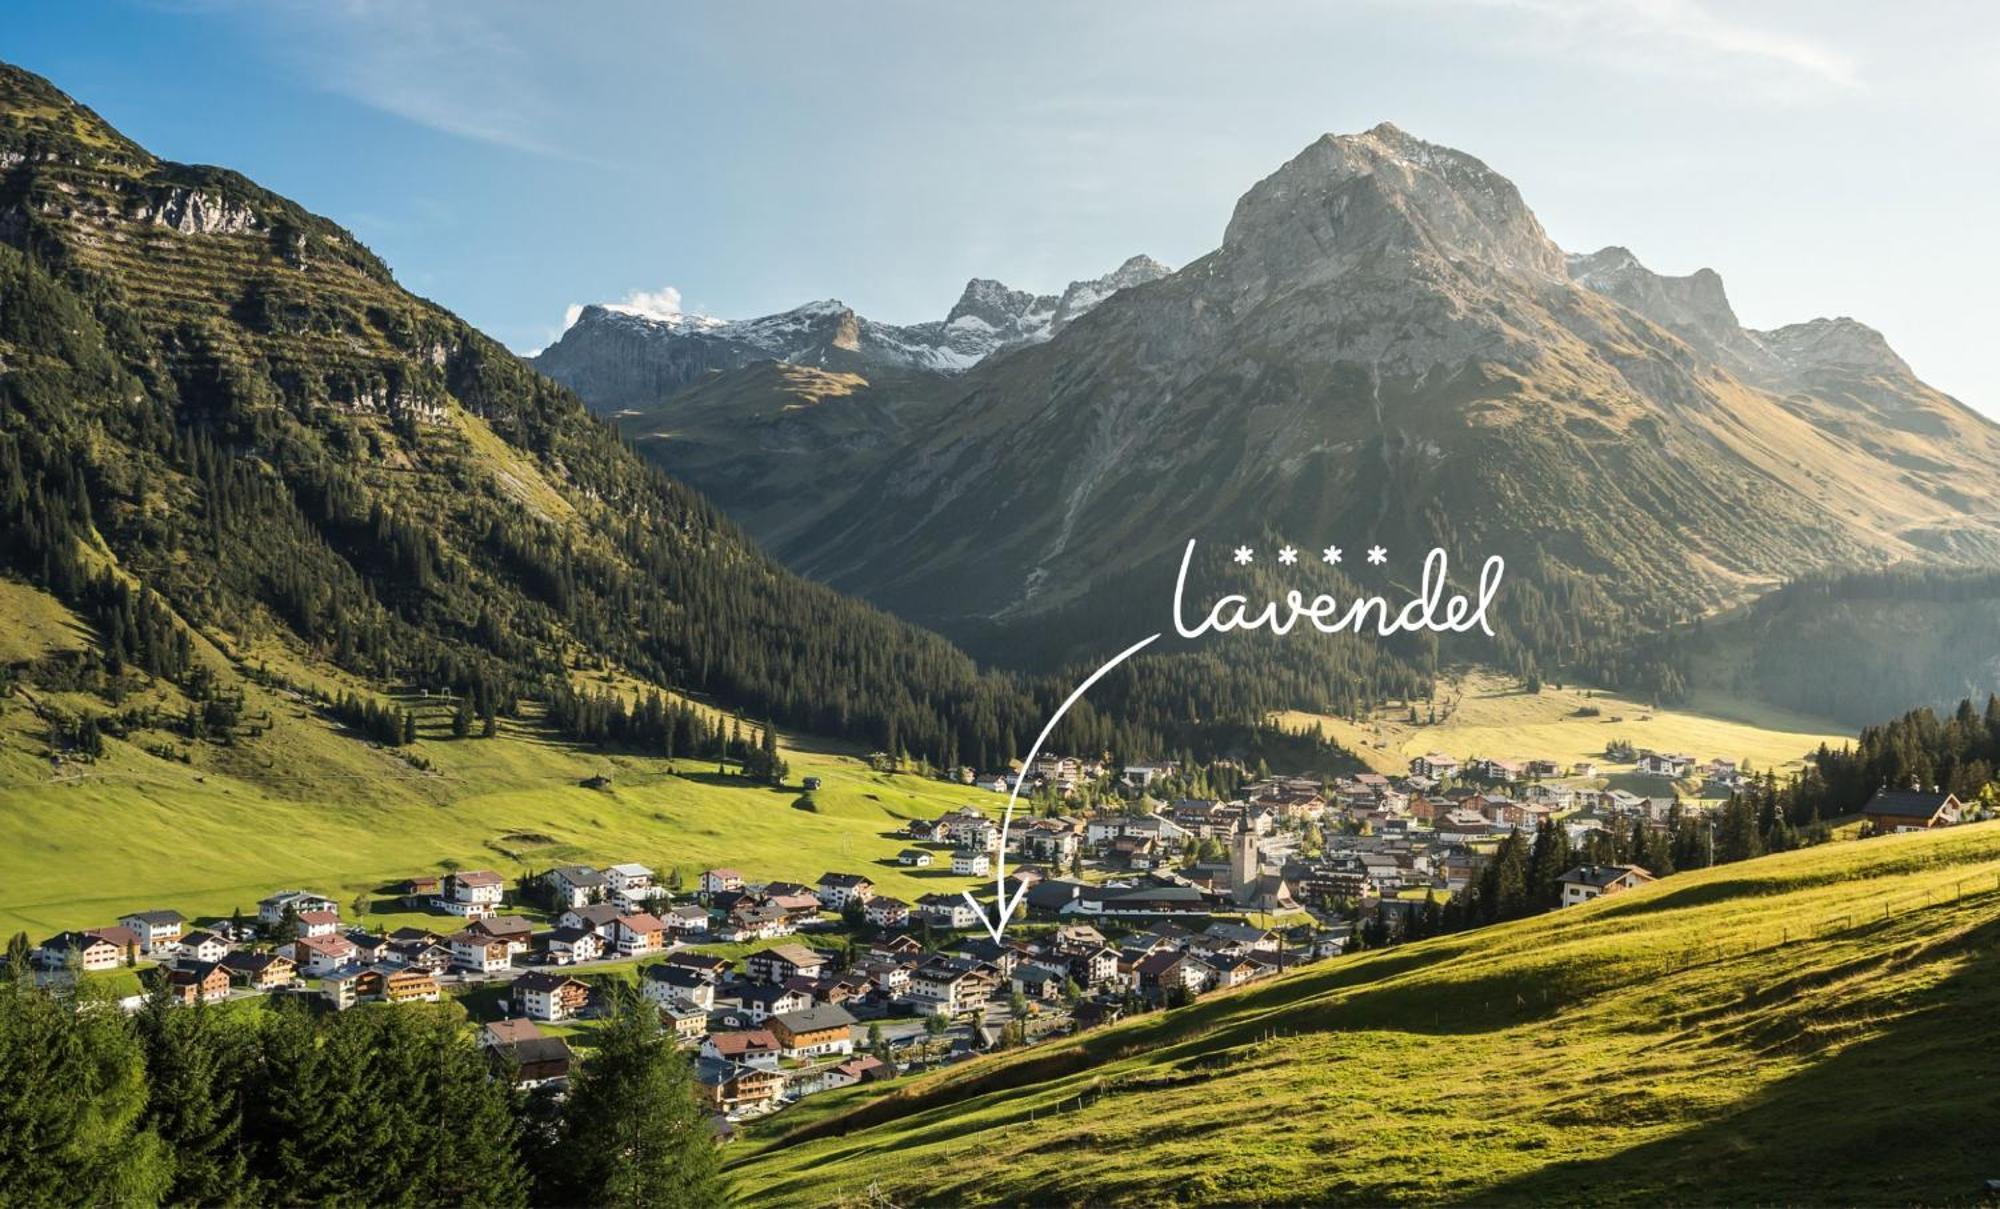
1558,864 -> 1657,906
548,907 -> 615,941
294,910 -> 339,939
118,909 -> 185,955
1133,950 -> 1202,998
816,872 -> 876,910
441,870 -> 505,917
288,933 -> 357,976
395,941 -> 453,973
703,1029 -> 783,1069
864,897 -> 912,928
545,926 -> 605,964
951,849 -> 991,877
603,862 -> 657,904
915,893 -> 980,930
175,930 -> 230,964
378,967 -> 441,1004
342,936 -> 388,964
867,933 -> 925,963
545,865 -> 609,910
663,951 -> 732,981
905,819 -> 941,843
1473,758 -> 1523,782
765,888 -> 823,919
481,1019 -> 573,1089
642,962 -> 716,1011
401,875 -> 442,905
695,1057 -> 783,1116
468,914 -> 535,953
863,959 -> 913,996
1410,753 -> 1462,779
1106,835 -> 1158,870
33,936 -> 120,972
769,1004 -> 857,1058
447,931 -> 511,974
663,904 -> 710,935
1862,789 -> 1964,834
907,957 -> 995,1016
1523,759 -> 1561,779
662,1002 -> 708,1044
1199,922 -> 1280,954
1636,752 -> 1695,779
738,982 -> 813,1024
321,968 -> 363,1011
611,913 -> 667,957
221,950 -> 295,990
1207,954 -> 1261,989
897,849 -> 934,868
257,890 -> 336,928
158,960 -> 230,1004
746,944 -> 826,985
700,868 -> 745,896
937,810 -> 1001,852
1019,820 -> 1082,864
1011,962 -> 1065,1001
513,971 -> 591,1022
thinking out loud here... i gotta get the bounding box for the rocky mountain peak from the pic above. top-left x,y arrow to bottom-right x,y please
1756,317 -> 1913,377
1221,124 -> 1567,290
1568,245 -> 1747,357
945,278 -> 1055,333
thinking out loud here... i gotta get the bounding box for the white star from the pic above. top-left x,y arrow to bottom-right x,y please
1232,545 -> 1254,565
1322,545 -> 1342,565
1277,546 -> 1298,566
1367,545 -> 1388,565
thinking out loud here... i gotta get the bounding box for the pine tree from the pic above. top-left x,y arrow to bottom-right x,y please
134,990 -> 249,1206
0,979 -> 172,1204
556,987 -> 726,1208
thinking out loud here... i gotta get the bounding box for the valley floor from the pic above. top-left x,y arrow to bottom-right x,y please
1275,670 -> 1849,788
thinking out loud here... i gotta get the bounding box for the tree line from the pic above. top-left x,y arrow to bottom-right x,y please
0,969 -> 727,1208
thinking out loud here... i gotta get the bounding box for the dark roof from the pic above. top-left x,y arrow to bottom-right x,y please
771,1003 -> 857,1034
513,970 -> 586,994
1558,864 -> 1654,888
1863,789 -> 1957,818
121,909 -> 185,926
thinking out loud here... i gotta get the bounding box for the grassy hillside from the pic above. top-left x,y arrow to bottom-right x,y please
0,574 -> 994,936
730,822 -> 2000,1206
1274,669 -> 1848,783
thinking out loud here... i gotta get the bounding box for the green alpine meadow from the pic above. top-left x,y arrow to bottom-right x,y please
5,7 -> 2000,1207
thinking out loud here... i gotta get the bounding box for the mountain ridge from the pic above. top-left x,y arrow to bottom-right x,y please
573,123 -> 2000,706
530,254 -> 1173,415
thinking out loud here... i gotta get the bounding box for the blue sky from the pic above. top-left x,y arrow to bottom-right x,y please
7,1 -> 1996,414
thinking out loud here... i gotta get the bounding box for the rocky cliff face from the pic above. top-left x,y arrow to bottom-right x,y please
599,123 -> 2000,679
530,256 -> 1171,414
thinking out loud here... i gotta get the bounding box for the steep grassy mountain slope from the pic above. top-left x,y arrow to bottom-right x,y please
1670,567 -> 2000,727
597,124 -> 2000,709
731,822 -> 2000,1206
0,60 -> 1089,772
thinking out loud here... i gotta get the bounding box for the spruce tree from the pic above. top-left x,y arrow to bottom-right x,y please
556,987 -> 726,1208
135,990 -> 249,1206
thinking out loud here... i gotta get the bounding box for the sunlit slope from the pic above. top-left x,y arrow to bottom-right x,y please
731,823 -> 2000,1207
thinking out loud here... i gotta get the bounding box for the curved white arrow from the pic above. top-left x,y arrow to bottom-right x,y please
963,630 -> 1163,943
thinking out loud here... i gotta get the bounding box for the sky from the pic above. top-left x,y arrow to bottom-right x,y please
7,1 -> 1997,414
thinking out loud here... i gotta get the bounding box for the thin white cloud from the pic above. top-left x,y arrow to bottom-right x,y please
1446,0 -> 1860,92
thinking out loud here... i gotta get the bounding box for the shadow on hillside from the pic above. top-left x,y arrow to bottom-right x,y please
1462,916 -> 2000,1206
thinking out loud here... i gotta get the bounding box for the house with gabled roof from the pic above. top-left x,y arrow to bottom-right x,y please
1558,864 -> 1656,906
1863,788 -> 1963,834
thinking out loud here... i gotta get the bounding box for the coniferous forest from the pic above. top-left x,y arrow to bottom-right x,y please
0,969 -> 724,1208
